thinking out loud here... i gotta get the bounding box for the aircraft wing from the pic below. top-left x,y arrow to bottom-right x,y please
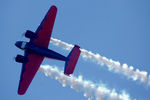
18,52 -> 44,95
31,5 -> 57,48
18,6 -> 57,95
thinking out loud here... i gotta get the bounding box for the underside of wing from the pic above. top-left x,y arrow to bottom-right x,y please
18,53 -> 44,95
32,6 -> 57,48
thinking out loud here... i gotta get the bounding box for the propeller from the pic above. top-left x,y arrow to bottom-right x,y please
19,32 -> 26,40
13,56 -> 16,61
21,32 -> 26,37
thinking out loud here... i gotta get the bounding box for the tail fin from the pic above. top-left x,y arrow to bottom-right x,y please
64,45 -> 81,75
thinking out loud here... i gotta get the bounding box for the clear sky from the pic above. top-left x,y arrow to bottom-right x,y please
0,0 -> 150,100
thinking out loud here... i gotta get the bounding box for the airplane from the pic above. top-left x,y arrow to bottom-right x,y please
15,5 -> 81,95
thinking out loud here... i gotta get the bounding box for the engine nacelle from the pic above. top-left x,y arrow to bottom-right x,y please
15,55 -> 28,63
25,30 -> 38,39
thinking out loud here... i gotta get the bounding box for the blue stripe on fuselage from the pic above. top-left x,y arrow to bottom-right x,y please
25,43 -> 68,61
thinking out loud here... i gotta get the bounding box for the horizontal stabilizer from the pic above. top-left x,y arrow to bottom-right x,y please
64,45 -> 81,75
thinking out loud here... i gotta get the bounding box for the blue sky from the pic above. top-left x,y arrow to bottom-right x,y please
0,0 -> 150,100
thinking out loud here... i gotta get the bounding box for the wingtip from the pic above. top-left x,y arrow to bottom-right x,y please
74,45 -> 80,49
51,5 -> 57,10
64,72 -> 71,77
18,86 -> 26,95
18,91 -> 25,95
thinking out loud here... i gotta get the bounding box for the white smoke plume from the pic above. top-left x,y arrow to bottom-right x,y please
39,65 -> 132,100
50,38 -> 150,85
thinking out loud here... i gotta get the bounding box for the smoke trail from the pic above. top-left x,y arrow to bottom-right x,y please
51,38 -> 150,85
39,65 -> 132,100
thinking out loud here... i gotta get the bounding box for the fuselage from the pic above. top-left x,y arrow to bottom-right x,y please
15,41 -> 68,61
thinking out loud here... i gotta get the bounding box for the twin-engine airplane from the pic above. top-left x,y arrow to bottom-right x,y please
15,5 -> 81,95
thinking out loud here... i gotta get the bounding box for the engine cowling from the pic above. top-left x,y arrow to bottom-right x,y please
25,30 -> 38,39
15,55 -> 28,63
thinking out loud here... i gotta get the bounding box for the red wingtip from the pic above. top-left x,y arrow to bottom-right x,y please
74,45 -> 80,49
18,90 -> 25,95
51,5 -> 57,11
